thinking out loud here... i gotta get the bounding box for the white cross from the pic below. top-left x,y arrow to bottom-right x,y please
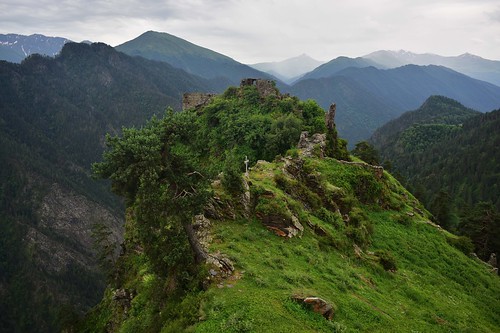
244,156 -> 249,176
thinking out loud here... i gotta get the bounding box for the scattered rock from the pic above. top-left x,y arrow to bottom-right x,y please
292,295 -> 335,320
488,253 -> 497,268
306,219 -> 327,236
112,288 -> 134,313
257,212 -> 304,238
204,196 -> 235,220
353,244 -> 363,258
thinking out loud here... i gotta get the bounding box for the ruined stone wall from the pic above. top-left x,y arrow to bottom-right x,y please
240,78 -> 279,98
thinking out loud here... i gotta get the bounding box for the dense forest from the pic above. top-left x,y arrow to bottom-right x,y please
0,42 -> 217,332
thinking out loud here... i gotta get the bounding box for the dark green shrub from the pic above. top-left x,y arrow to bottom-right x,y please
221,151 -> 244,194
375,250 -> 397,271
316,207 -> 343,229
446,235 -> 474,255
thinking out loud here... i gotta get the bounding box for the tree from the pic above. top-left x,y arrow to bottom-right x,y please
430,190 -> 456,230
352,141 -> 380,165
93,109 -> 210,271
459,202 -> 500,260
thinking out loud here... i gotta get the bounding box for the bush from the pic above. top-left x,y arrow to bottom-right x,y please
375,250 -> 397,271
221,151 -> 244,194
446,235 -> 474,255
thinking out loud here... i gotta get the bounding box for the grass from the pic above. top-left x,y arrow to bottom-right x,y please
82,155 -> 500,332
193,157 -> 500,332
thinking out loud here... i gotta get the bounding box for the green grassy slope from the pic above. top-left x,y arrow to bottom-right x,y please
81,153 -> 500,332
195,158 -> 499,333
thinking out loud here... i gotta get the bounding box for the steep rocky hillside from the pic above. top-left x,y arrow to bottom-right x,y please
79,84 -> 500,332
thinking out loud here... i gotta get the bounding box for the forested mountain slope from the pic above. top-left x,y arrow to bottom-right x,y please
116,31 -> 276,88
371,96 -> 499,210
0,41 -> 216,332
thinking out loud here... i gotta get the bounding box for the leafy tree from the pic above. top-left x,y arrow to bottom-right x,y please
352,141 -> 380,165
91,222 -> 117,280
459,202 -> 500,260
430,190 -> 456,230
93,109 -> 210,270
221,149 -> 245,194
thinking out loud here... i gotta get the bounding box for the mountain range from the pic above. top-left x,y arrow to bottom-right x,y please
363,50 -> 500,87
0,33 -> 71,63
2,32 -> 499,145
115,31 -> 276,88
250,53 -> 324,83
290,64 -> 500,143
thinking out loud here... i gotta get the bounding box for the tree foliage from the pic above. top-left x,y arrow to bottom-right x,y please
93,85 -> 328,273
459,202 -> 500,260
351,141 -> 380,165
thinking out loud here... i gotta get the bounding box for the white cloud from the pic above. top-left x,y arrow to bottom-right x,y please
0,0 -> 498,63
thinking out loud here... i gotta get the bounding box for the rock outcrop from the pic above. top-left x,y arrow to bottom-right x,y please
292,295 -> 335,320
297,131 -> 326,157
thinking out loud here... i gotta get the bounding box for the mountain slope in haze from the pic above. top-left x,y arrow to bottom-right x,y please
80,84 -> 500,333
0,33 -> 71,63
334,64 -> 500,112
298,56 -> 381,81
370,96 -> 499,212
115,31 -> 276,87
290,76 -> 400,144
363,50 -> 500,87
0,42 -> 218,332
290,64 -> 500,145
250,54 -> 324,83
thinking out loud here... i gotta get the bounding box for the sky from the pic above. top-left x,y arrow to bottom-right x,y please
1,0 -> 499,64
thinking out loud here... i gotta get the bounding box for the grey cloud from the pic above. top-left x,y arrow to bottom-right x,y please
0,0 -> 498,63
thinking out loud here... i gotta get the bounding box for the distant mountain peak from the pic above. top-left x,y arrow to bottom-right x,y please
249,54 -> 324,83
116,31 -> 273,85
0,33 -> 71,63
363,49 -> 500,86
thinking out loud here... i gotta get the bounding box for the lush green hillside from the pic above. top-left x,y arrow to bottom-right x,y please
370,96 -> 500,258
370,95 -> 480,148
0,41 -> 218,332
116,31 -> 275,87
79,85 -> 500,333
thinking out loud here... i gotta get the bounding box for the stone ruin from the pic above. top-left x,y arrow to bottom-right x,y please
182,78 -> 280,111
297,103 -> 336,158
325,103 -> 336,131
240,78 -> 279,98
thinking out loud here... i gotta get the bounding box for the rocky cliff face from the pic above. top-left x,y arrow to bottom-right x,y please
0,172 -> 124,332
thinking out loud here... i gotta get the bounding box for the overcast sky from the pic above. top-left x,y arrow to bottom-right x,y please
1,0 -> 499,63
